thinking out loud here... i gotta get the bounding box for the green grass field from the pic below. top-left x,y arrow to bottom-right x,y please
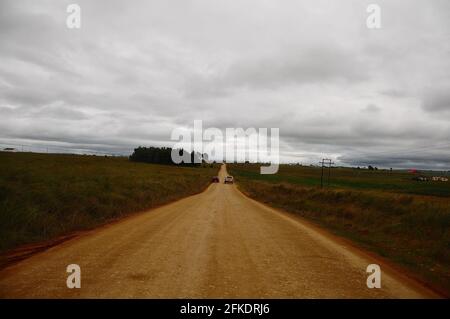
0,152 -> 218,253
231,164 -> 450,197
228,163 -> 450,293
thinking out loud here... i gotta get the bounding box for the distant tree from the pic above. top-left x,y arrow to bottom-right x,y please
368,165 -> 374,171
129,146 -> 203,166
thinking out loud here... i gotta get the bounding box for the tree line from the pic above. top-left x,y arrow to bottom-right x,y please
129,146 -> 205,166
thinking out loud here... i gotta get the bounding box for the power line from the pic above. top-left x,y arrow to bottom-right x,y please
319,158 -> 334,188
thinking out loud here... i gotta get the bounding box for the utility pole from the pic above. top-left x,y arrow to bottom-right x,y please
327,159 -> 334,186
320,159 -> 324,188
320,158 -> 334,188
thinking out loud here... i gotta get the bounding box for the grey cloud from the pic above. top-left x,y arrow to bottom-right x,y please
224,48 -> 368,88
30,103 -> 89,120
186,47 -> 369,98
423,88 -> 450,113
0,0 -> 449,169
380,89 -> 408,98
362,104 -> 381,113
339,152 -> 450,170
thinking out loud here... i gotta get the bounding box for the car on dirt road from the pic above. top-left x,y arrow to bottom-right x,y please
211,176 -> 220,183
224,176 -> 234,184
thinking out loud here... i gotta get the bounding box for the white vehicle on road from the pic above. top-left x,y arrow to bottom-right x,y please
224,176 -> 234,184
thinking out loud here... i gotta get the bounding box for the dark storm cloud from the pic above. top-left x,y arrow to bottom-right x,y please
0,0 -> 449,168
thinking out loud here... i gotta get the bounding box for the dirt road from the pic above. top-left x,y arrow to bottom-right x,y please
0,165 -> 439,298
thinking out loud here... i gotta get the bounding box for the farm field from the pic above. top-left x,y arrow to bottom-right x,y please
227,164 -> 450,294
0,152 -> 218,254
230,164 -> 450,197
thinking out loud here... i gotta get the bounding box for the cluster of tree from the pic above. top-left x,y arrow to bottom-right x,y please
129,146 -> 204,166
355,166 -> 379,170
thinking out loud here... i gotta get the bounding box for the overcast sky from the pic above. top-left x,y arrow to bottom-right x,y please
0,0 -> 449,169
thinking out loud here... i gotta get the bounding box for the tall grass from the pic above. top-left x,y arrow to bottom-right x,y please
0,152 -> 218,253
228,164 -> 450,293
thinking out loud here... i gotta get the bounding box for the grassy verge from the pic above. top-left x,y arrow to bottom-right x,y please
228,164 -> 450,293
0,152 -> 218,253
